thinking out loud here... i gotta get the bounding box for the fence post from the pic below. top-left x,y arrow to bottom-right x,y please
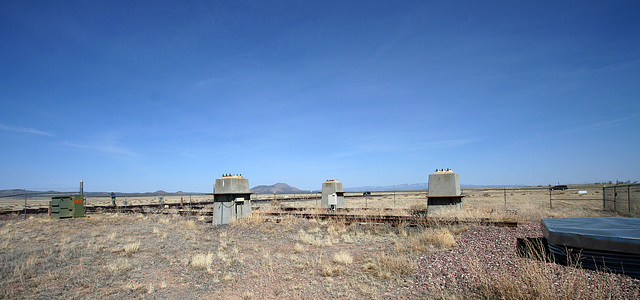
629,185 -> 631,213
614,185 -> 617,212
24,189 -> 27,220
549,188 -> 552,209
393,191 -> 396,208
602,186 -> 605,210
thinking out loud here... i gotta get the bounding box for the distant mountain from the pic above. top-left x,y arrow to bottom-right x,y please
460,184 -> 529,188
250,183 -> 306,194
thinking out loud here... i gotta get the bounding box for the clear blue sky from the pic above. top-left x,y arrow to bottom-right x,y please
1,1 -> 639,192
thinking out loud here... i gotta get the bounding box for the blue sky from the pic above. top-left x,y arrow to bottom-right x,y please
1,1 -> 639,192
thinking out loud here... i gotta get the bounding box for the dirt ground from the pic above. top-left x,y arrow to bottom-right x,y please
2,212 -> 442,299
1,186 -> 637,299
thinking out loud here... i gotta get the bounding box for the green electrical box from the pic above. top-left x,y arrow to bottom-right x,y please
51,195 -> 85,219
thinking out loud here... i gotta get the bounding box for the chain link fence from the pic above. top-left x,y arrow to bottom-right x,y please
4,184 -> 639,217
0,190 -> 213,219
603,183 -> 640,215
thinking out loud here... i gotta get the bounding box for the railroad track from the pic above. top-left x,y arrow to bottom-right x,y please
1,193 -> 405,216
126,208 -> 516,227
2,202 -> 517,228
0,197 -> 318,216
257,211 -> 517,227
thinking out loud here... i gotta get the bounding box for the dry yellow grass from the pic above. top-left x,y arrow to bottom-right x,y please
293,243 -> 305,253
464,240 -> 623,299
332,251 -> 353,265
364,251 -> 416,279
321,265 -> 343,277
108,258 -> 132,275
396,228 -> 456,254
190,252 -> 213,271
123,241 -> 140,256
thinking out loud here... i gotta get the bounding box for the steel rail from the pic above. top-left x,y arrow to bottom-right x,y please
258,211 -> 517,227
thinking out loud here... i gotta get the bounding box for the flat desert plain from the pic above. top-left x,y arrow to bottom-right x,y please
2,186 -> 639,299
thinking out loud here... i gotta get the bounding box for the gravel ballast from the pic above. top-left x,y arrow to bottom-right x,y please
415,222 -> 640,298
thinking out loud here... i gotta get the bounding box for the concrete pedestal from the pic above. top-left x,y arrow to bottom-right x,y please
213,198 -> 252,225
428,170 -> 464,210
428,172 -> 460,196
321,180 -> 345,209
212,175 -> 252,225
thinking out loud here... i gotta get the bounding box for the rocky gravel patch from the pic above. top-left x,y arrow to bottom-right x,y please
415,222 -> 640,299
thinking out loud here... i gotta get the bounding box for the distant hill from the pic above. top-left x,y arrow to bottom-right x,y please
0,189 -> 205,198
250,183 -> 306,194
0,189 -> 41,197
0,189 -> 74,198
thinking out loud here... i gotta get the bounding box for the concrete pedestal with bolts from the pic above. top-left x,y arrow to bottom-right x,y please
212,174 -> 252,225
428,170 -> 460,196
428,169 -> 464,211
